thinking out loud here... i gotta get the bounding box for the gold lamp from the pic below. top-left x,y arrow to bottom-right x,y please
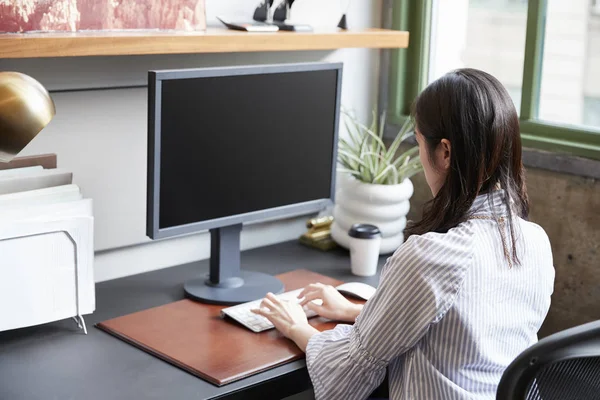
0,72 -> 55,163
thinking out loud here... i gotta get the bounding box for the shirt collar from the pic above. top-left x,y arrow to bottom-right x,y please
469,189 -> 510,216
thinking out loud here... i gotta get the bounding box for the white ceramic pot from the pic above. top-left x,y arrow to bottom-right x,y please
330,174 -> 414,255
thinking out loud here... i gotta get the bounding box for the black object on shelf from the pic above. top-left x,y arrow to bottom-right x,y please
273,0 -> 296,22
337,14 -> 348,30
253,0 -> 274,22
271,0 -> 311,31
337,0 -> 351,30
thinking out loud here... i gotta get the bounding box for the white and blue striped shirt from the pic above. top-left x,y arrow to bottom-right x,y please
306,191 -> 555,399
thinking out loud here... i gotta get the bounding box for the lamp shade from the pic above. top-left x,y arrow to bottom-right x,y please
0,72 -> 55,163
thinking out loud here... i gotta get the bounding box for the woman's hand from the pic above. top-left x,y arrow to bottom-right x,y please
251,292 -> 309,338
298,283 -> 363,322
252,293 -> 319,352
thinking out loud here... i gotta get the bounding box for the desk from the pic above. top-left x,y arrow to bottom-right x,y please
0,241 -> 384,400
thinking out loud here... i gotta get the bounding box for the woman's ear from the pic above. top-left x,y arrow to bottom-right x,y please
439,139 -> 452,171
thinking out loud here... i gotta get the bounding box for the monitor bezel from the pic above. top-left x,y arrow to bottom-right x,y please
147,62 -> 342,240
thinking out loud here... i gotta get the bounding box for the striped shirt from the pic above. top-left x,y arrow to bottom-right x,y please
306,191 -> 555,399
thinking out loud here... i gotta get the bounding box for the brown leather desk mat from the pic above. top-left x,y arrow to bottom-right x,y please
97,269 -> 361,386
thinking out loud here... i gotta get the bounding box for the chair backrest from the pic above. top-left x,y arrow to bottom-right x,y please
496,320 -> 600,400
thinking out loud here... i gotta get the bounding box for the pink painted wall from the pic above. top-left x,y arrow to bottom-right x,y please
0,0 -> 206,32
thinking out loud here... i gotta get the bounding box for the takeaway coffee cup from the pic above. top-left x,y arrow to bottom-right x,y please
348,224 -> 381,277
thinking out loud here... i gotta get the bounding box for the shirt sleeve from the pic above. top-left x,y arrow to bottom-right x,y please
306,227 -> 474,400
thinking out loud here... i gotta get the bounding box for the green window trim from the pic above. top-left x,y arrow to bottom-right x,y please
388,0 -> 600,161
388,0 -> 432,119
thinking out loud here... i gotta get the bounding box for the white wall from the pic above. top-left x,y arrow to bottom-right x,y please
0,0 -> 382,282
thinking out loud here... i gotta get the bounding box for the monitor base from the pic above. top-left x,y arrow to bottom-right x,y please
184,271 -> 284,305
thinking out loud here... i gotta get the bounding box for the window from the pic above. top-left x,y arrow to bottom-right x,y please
592,0 -> 600,15
584,97 -> 600,126
389,0 -> 600,160
429,0 -> 528,112
539,0 -> 600,128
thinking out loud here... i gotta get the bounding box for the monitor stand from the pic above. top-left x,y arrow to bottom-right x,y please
183,224 -> 285,305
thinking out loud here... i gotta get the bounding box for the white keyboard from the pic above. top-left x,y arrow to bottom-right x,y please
220,288 -> 323,333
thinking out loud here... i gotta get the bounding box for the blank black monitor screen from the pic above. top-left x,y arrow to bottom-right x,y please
157,67 -> 339,230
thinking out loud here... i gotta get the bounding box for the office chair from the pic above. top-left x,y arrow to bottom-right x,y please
496,319 -> 600,400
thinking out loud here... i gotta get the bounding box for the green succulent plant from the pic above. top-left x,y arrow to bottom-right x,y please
337,109 -> 423,185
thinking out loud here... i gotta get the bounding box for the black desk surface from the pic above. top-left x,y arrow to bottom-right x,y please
0,241 -> 385,400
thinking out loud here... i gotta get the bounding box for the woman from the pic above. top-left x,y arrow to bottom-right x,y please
252,68 -> 555,399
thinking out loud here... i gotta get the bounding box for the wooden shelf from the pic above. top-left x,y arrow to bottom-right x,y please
0,28 -> 409,59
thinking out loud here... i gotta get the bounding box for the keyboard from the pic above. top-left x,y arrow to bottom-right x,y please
221,288 -> 323,333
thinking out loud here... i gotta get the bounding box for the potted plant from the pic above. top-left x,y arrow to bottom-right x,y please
330,110 -> 423,254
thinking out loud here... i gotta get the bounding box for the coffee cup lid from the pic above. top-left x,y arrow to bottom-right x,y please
348,224 -> 381,239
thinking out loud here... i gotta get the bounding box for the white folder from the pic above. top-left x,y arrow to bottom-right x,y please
0,184 -> 82,209
0,165 -> 43,178
0,168 -> 73,195
0,198 -> 94,332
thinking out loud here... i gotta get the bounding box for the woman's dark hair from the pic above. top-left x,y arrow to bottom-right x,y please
405,68 -> 528,265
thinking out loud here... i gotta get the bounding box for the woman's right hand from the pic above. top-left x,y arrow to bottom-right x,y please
298,283 -> 363,322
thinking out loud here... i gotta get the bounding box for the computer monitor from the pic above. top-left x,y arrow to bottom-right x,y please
147,62 -> 342,305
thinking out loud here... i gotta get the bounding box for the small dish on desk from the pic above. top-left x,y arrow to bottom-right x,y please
221,282 -> 376,333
